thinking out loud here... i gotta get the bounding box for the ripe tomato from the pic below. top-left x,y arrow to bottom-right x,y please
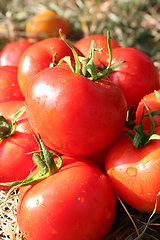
0,40 -> 33,67
18,37 -> 84,96
105,127 -> 160,214
100,47 -> 159,110
25,64 -> 127,156
136,90 -> 160,129
0,66 -> 24,102
0,101 -> 38,190
26,9 -> 69,40
75,34 -> 120,67
17,155 -> 116,240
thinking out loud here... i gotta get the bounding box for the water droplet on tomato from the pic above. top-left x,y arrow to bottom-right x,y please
123,64 -> 128,69
78,196 -> 84,203
126,167 -> 137,176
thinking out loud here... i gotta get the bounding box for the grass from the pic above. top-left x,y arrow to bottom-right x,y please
0,0 -> 160,239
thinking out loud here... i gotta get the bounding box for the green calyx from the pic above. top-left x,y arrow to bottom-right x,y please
58,29 -> 124,81
124,101 -> 160,148
1,134 -> 62,188
1,134 -> 62,204
0,106 -> 25,141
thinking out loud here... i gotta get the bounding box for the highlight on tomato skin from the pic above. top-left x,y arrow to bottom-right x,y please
105,126 -> 160,214
17,155 -> 117,240
0,40 -> 34,67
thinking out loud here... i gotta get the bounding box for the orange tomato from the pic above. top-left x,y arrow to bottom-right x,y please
26,9 -> 70,40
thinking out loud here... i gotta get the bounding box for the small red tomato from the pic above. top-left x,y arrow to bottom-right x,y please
17,156 -> 116,240
0,66 -> 24,102
18,37 -> 84,96
75,34 -> 120,67
0,101 -> 38,190
0,40 -> 33,67
105,127 -> 160,214
136,90 -> 160,129
100,47 -> 159,110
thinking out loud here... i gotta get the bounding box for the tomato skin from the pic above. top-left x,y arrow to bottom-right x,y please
0,66 -> 24,102
17,156 -> 116,240
18,38 -> 84,96
105,127 -> 160,214
0,40 -> 33,67
136,90 -> 160,129
0,101 -> 38,190
100,47 -> 159,110
26,9 -> 69,40
75,34 -> 120,67
25,65 -> 127,156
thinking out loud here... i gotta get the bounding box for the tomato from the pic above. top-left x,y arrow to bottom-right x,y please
17,155 -> 116,240
26,9 -> 70,40
75,34 -> 120,67
18,37 -> 84,96
136,90 -> 160,129
0,40 -> 33,67
0,101 -> 38,190
25,63 -> 127,156
105,127 -> 160,214
0,66 -> 24,102
100,47 -> 159,110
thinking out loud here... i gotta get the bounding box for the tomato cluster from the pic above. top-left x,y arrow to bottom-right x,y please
0,9 -> 160,240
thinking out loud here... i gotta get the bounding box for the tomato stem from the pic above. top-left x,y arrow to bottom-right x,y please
0,106 -> 25,141
0,134 -> 62,188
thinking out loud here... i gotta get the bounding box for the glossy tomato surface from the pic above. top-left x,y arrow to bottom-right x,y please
17,156 -> 116,240
0,66 -> 24,102
105,127 -> 160,214
136,90 -> 160,129
75,34 -> 120,67
18,37 -> 84,96
0,101 -> 38,190
25,65 -> 127,156
100,47 -> 159,110
0,40 -> 33,67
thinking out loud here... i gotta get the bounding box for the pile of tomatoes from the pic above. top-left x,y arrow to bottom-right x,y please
0,9 -> 160,240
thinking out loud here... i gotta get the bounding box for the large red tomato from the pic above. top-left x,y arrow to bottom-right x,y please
0,40 -> 33,67
18,37 -> 84,96
75,34 -> 120,67
0,101 -> 38,190
17,155 -> 116,240
105,127 -> 160,214
25,64 -> 127,156
100,47 -> 159,110
0,66 -> 24,102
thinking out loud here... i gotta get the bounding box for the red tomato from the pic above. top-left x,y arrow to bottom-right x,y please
100,47 -> 159,110
18,37 -> 84,96
0,40 -> 33,67
0,66 -> 24,102
26,9 -> 70,40
17,155 -> 116,240
75,34 -> 120,67
136,90 -> 160,129
0,101 -> 38,190
25,64 -> 127,156
105,127 -> 160,214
